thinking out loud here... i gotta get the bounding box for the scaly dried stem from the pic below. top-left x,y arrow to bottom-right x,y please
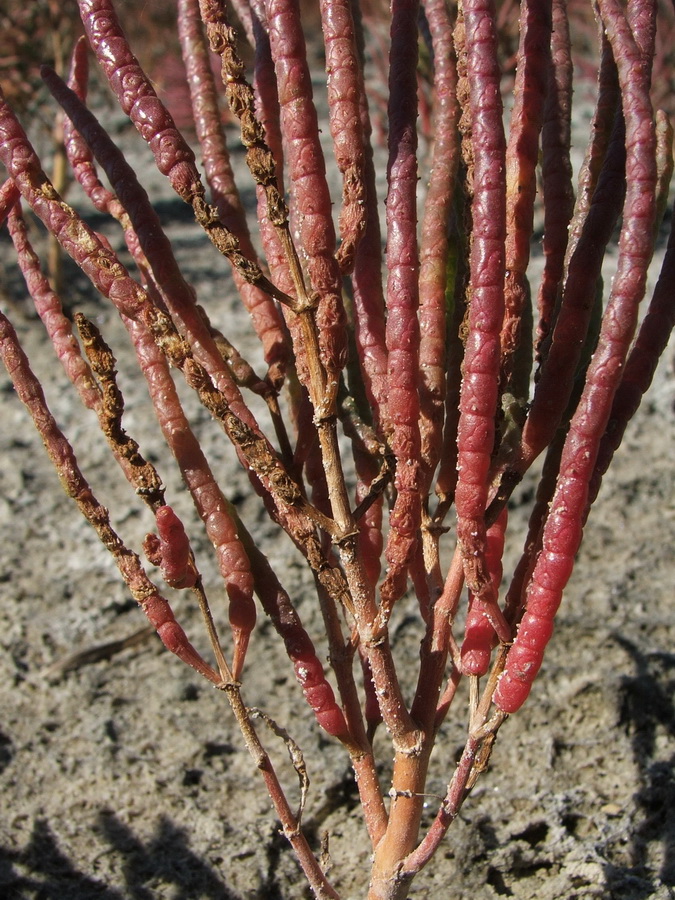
177,0 -> 291,384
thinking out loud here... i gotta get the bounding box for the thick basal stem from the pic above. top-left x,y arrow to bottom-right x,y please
367,743 -> 434,900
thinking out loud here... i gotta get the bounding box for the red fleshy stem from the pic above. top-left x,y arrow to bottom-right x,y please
320,0 -> 368,274
379,0 -> 422,614
460,508 -> 507,676
418,0 -> 460,487
0,177 -> 20,224
264,0 -> 348,377
153,505 -> 198,589
500,0 -> 551,389
454,0 -> 509,640
535,0 -> 574,353
495,0 -> 658,713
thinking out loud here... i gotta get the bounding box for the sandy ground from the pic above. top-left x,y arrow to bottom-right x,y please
1,64 -> 675,900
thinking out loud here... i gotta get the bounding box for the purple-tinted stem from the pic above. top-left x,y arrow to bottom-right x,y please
495,0 -> 657,713
501,0 -> 551,388
240,530 -> 350,738
518,116 -> 626,472
76,0 -> 203,202
250,0 -> 285,188
354,450 -> 385,592
454,0 -> 509,638
432,261 -> 466,518
0,97 -> 155,324
535,0 -> 573,352
152,506 -> 198,589
349,173 -> 389,431
0,100 -> 318,543
627,0 -> 657,71
238,532 -> 388,843
77,0 -> 286,306
654,111 -> 674,230
417,0 -> 460,487
229,0 -> 257,45
378,0 -> 422,614
62,37 -> 121,218
7,206 -> 101,411
246,0 -> 305,389
347,0 -> 388,432
500,425 -> 565,636
411,545 -> 464,735
589,211 -> 675,505
563,27 -> 619,271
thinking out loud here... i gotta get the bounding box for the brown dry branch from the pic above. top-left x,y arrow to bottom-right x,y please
0,1 -> 674,898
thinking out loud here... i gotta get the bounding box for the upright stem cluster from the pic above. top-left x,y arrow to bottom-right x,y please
0,1 -> 673,898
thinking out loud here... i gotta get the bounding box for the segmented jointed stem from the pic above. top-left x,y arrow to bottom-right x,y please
177,0 -> 290,383
7,206 -> 101,412
263,0 -> 348,378
348,0 -> 389,430
197,0 -> 299,279
495,0 -> 658,713
535,0 -> 573,352
74,313 -> 165,508
200,0 -> 354,536
514,101 -> 626,477
589,206 -> 675,506
432,257 -> 466,519
3,0 -> 674,893
207,0 -> 412,743
62,38 -> 124,219
379,0 -> 422,615
127,321 -> 255,681
626,0 -> 657,73
501,427 -> 565,630
147,506 -> 198,590
418,0 -> 460,488
0,101 -> 336,555
43,65 -> 279,431
654,111 -> 674,231
454,0 -> 510,642
0,179 -> 20,227
241,531 -> 388,845
500,0 -> 550,390
42,67 -> 305,514
320,0 -> 367,274
460,508 -> 507,676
